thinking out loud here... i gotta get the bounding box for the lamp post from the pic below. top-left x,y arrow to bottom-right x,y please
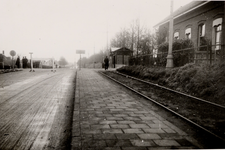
166,0 -> 174,68
29,52 -> 34,72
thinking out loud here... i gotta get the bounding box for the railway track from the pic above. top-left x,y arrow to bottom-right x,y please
99,70 -> 225,146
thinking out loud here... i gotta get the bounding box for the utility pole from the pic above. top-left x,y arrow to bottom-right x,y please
166,0 -> 174,68
137,19 -> 140,57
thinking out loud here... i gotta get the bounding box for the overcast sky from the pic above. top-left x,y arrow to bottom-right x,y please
0,0 -> 192,63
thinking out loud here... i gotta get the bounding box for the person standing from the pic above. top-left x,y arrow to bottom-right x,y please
104,56 -> 109,70
24,56 -> 28,68
22,57 -> 25,68
16,56 -> 21,68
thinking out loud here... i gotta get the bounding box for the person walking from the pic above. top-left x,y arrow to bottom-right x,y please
104,56 -> 109,70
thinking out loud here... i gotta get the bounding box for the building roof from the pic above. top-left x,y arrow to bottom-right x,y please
111,47 -> 132,52
153,1 -> 210,28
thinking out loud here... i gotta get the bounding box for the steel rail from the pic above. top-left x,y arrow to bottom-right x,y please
99,71 -> 225,143
114,71 -> 225,109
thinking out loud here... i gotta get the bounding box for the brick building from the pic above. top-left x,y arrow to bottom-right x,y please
154,1 -> 225,62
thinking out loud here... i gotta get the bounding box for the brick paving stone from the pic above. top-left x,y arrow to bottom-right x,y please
129,124 -> 150,129
71,69 -> 200,149
117,121 -> 135,124
148,123 -> 168,129
93,134 -> 117,140
102,129 -> 123,134
91,124 -> 110,129
140,116 -> 157,120
129,114 -> 145,117
106,117 -> 124,120
110,124 -> 130,129
130,139 -> 156,146
82,139 -> 107,147
113,114 -> 129,117
125,108 -> 139,111
96,114 -> 113,117
134,120 -> 154,124
123,117 -> 141,121
99,120 -> 117,124
143,129 -> 165,134
137,133 -> 161,140
123,129 -> 144,134
83,129 -> 102,134
110,109 -> 124,111
115,133 -> 139,139
153,139 -> 181,147
134,111 -> 150,114
106,140 -> 133,147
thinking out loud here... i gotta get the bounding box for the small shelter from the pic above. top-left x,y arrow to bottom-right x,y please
110,47 -> 133,68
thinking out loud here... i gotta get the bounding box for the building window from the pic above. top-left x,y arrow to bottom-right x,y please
185,28 -> 191,39
199,24 -> 205,37
198,23 -> 207,51
174,32 -> 179,40
213,18 -> 222,50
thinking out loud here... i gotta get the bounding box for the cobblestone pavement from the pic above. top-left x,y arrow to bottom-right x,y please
0,68 -> 75,149
72,69 -> 199,150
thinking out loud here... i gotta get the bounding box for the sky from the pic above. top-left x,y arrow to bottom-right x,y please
0,0 -> 193,63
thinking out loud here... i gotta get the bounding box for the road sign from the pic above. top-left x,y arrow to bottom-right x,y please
10,50 -> 16,57
76,50 -> 85,54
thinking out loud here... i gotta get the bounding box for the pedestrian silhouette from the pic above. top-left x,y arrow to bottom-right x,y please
104,56 -> 109,70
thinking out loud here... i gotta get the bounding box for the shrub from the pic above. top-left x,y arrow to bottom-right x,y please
117,61 -> 225,104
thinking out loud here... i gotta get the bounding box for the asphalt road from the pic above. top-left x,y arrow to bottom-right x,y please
0,68 -> 76,150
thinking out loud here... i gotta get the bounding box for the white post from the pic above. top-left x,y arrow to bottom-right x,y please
79,54 -> 81,70
52,58 -> 55,72
12,56 -> 14,70
29,52 -> 34,72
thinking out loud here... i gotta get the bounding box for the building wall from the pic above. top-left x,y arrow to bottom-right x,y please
158,1 -> 224,48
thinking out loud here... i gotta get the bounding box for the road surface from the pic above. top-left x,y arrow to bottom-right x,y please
0,68 -> 76,150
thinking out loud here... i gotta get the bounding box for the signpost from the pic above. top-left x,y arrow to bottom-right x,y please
76,50 -> 85,70
10,50 -> 16,70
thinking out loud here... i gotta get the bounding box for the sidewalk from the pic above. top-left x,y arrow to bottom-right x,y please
72,69 -> 199,150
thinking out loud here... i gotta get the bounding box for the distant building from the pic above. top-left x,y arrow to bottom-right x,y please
32,58 -> 58,68
110,47 -> 133,68
0,52 -> 14,69
154,1 -> 225,62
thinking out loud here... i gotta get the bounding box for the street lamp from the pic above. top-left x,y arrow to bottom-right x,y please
166,0 -> 174,68
29,52 -> 34,72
